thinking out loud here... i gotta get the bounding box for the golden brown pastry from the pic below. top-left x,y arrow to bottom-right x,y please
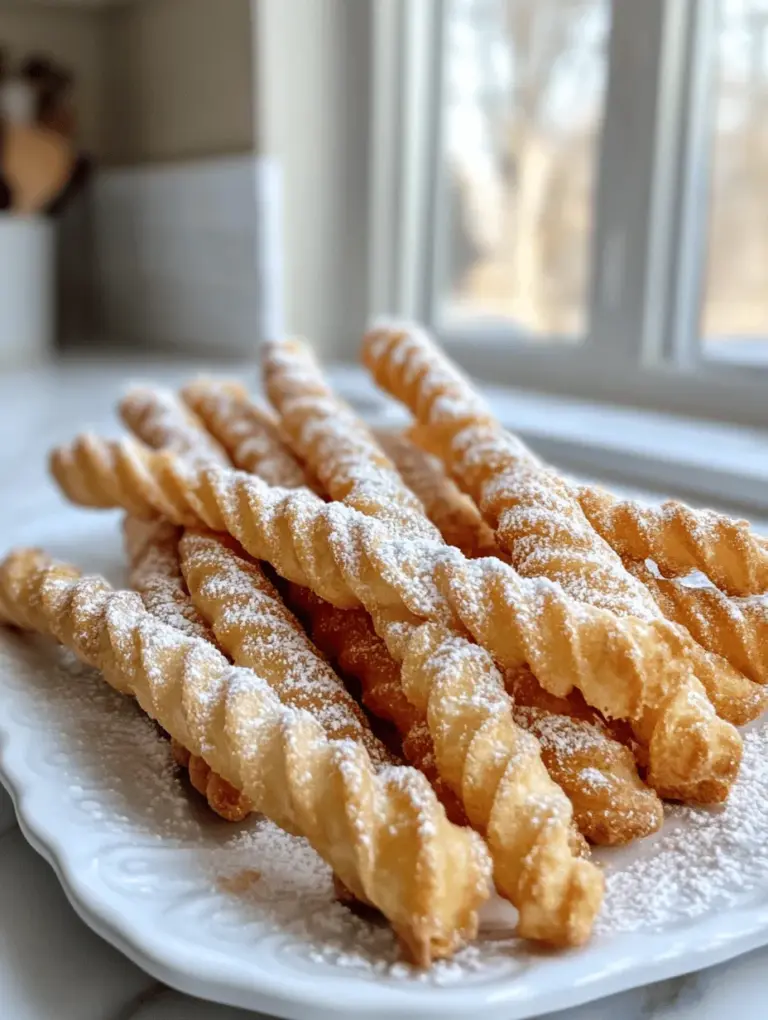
48,434 -> 742,806
0,547 -> 492,966
362,323 -> 767,728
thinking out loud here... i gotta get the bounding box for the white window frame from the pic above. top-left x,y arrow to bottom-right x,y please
368,0 -> 768,428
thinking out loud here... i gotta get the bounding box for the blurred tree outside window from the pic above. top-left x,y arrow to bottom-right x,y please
439,0 -> 609,339
704,0 -> 768,363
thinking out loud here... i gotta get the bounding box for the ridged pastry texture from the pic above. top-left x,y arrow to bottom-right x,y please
123,514 -> 252,821
119,384 -> 229,465
578,484 -> 768,597
362,323 -> 767,729
50,435 -> 610,945
181,378 -> 316,490
375,430 -> 500,560
178,529 -> 392,767
119,397 -> 255,821
178,379 -> 461,813
0,547 -> 491,965
263,337 -> 605,941
377,431 -> 662,844
48,434 -> 743,806
265,344 -> 661,846
627,559 -> 768,687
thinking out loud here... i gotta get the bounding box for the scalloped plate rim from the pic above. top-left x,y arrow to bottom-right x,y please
5,666 -> 768,1020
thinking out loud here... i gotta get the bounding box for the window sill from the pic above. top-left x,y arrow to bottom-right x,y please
331,365 -> 768,514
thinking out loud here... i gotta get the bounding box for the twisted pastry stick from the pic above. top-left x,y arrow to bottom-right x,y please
184,387 -> 467,822
264,337 -> 439,541
376,432 -> 661,843
363,324 -> 767,727
123,515 -> 252,821
178,529 -> 391,767
177,382 -> 440,776
52,443 -> 604,943
122,384 -> 258,820
627,558 -> 768,687
124,515 -> 215,644
577,485 -> 768,597
503,667 -> 662,845
264,343 -> 603,853
375,430 -> 500,560
0,548 -> 491,964
181,379 -> 315,490
119,385 -> 229,465
280,581 -> 466,825
48,436 -> 742,805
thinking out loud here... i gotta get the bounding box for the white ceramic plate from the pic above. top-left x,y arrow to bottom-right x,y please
4,514 -> 768,1020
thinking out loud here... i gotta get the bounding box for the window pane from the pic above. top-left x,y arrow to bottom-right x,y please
703,0 -> 768,364
435,0 -> 609,339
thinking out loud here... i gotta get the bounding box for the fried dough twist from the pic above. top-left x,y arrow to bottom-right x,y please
577,485 -> 768,596
123,515 -> 252,821
627,559 -> 768,687
178,381 -> 459,811
120,391 -> 255,820
375,430 -> 500,560
119,385 -> 229,465
181,379 -> 315,490
51,436 -> 609,944
266,345 -> 660,844
48,436 -> 742,806
266,338 -> 609,933
178,530 -> 391,767
362,324 -> 766,728
0,548 -> 491,965
378,431 -> 662,843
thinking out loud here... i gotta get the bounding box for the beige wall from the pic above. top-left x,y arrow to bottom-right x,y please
0,3 -> 108,156
104,0 -> 255,166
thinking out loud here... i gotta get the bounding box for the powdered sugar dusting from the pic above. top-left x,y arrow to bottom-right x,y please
119,384 -> 229,466
123,516 -> 214,643
6,628 -> 768,985
596,722 -> 768,933
180,533 -> 392,766
182,379 -> 312,490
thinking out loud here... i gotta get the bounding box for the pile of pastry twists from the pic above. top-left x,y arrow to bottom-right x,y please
3,323 -> 767,963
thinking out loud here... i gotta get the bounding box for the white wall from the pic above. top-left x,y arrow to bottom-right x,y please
103,0 -> 255,166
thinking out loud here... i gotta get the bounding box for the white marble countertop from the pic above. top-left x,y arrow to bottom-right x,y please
1,357 -> 767,1020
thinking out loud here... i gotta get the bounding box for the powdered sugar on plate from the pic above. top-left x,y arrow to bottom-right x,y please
4,623 -> 768,989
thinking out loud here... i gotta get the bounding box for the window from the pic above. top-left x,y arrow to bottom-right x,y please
704,0 -> 768,364
437,0 -> 609,339
370,0 -> 768,425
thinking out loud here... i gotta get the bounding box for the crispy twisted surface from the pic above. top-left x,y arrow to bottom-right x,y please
362,324 -> 767,728
123,515 -> 252,821
376,432 -> 661,843
578,485 -> 768,596
281,581 -> 466,825
178,529 -> 391,767
376,430 -> 500,560
504,668 -> 663,845
0,548 -> 491,964
119,385 -> 229,465
263,338 -> 605,940
627,559 -> 768,687
180,370 -> 470,822
181,379 -> 315,490
48,435 -> 742,805
51,445 -> 607,942
191,385 -> 468,823
264,338 -> 438,540
124,515 -> 215,643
